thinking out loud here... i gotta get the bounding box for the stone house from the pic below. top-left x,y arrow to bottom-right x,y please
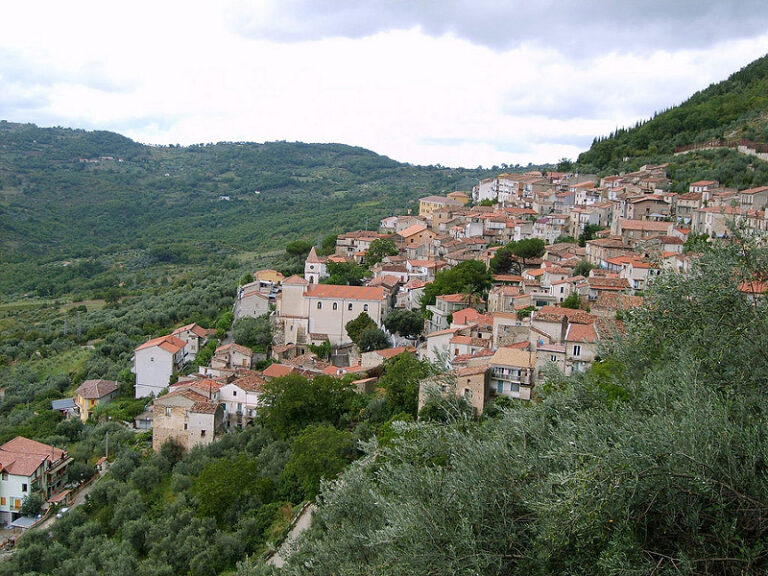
152,389 -> 224,452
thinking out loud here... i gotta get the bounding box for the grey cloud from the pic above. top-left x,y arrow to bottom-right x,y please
231,0 -> 768,55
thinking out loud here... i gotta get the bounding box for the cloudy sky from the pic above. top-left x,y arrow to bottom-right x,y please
1,1 -> 768,167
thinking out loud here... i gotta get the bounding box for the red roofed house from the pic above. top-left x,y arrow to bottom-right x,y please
220,372 -> 265,427
360,346 -> 416,369
426,293 -> 475,333
152,389 -> 224,452
564,320 -> 599,374
133,335 -> 187,398
277,278 -> 390,346
0,436 -> 72,523
211,343 -> 255,370
171,323 -> 214,362
262,363 -> 297,379
74,379 -> 120,422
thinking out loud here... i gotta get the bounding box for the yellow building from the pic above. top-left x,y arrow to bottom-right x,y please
74,379 -> 120,422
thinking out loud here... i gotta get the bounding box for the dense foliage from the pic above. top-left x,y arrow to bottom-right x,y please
579,53 -> 768,169
0,121 -> 498,299
242,234 -> 768,575
420,260 -> 493,311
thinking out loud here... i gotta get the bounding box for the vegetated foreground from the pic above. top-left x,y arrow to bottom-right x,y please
239,233 -> 768,575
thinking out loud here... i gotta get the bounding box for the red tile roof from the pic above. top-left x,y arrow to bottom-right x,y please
135,334 -> 186,354
262,364 -> 296,378
305,284 -> 385,301
75,379 -> 119,399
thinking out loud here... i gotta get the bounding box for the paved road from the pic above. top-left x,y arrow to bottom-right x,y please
268,504 -> 316,568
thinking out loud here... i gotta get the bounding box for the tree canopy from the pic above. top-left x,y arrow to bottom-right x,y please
232,315 -> 273,352
420,260 -> 492,311
243,233 -> 768,576
383,309 -> 424,339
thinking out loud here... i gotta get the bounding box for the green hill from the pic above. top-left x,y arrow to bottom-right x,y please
0,122 -> 493,261
578,53 -> 768,169
0,122 -> 504,298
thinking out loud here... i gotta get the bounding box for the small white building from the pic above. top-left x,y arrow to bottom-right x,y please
133,335 -> 187,398
171,323 -> 213,362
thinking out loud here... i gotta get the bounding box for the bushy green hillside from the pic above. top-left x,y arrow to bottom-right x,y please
241,233 -> 768,576
0,122 -> 492,260
579,53 -> 768,169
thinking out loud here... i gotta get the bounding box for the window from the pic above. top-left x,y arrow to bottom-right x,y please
550,354 -> 557,362
165,407 -> 171,417
363,304 -> 368,311
1,472 -> 7,481
333,302 -> 338,310
232,391 -> 237,396
348,303 -> 353,311
21,484 -> 27,493
184,423 -> 188,430
150,357 -> 154,362
0,497 -> 5,506
201,429 -> 207,437
573,345 -> 581,357
317,302 -> 322,309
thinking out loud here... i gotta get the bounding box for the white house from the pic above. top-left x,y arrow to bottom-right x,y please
133,335 -> 187,398
219,373 -> 265,427
0,437 -> 72,524
277,277 -> 389,345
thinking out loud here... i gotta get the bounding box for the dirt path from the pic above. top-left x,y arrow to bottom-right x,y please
268,503 -> 316,568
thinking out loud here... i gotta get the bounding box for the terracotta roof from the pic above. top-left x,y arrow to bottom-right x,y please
437,293 -> 472,304
156,388 -> 209,405
449,335 -> 489,348
306,284 -> 385,301
398,224 -> 429,238
0,437 -> 68,477
283,275 -> 309,285
566,322 -> 598,343
490,347 -> 535,368
427,327 -> 461,338
319,364 -> 357,377
452,348 -> 496,364
215,343 -> 254,357
690,180 -> 718,186
75,379 -> 119,399
618,219 -> 671,231
191,401 -> 219,414
374,346 -> 416,359
172,323 -> 210,339
262,364 -> 296,378
457,364 -> 489,377
135,334 -> 186,354
588,277 -> 632,290
534,306 -> 596,324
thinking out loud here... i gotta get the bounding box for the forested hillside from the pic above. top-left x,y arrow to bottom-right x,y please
0,122 -> 499,297
578,53 -> 768,170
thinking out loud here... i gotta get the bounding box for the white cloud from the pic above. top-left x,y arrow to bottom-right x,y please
0,2 -> 766,167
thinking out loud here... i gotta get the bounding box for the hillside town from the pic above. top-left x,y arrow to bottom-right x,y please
8,162 -> 764,529
118,165 -> 767,452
